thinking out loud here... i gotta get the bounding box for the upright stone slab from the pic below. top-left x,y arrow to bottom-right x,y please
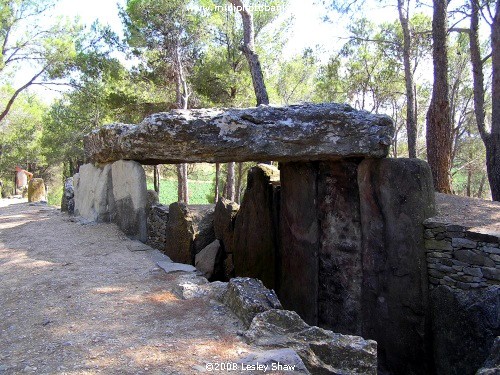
232,164 -> 280,289
278,162 -> 319,325
28,178 -> 46,202
111,160 -> 147,242
431,285 -> 500,375
73,163 -> 112,222
317,160 -> 363,336
358,158 -> 436,374
164,204 -> 215,265
164,203 -> 194,264
61,177 -> 74,214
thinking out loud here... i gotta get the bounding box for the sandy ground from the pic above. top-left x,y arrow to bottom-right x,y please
0,200 -> 253,375
434,193 -> 500,233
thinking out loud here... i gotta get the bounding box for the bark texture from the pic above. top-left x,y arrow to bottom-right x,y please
227,0 -> 269,106
426,0 -> 452,193
469,0 -> 500,201
398,0 -> 418,158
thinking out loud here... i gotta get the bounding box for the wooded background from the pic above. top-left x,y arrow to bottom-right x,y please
0,0 -> 498,204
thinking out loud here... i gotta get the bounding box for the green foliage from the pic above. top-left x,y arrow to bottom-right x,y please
147,179 -> 213,205
0,91 -> 46,185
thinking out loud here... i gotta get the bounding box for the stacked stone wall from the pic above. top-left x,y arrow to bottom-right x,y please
424,221 -> 500,290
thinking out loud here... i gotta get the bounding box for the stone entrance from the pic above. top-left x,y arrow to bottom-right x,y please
75,103 -> 438,374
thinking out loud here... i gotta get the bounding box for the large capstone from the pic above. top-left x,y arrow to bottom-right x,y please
84,103 -> 394,164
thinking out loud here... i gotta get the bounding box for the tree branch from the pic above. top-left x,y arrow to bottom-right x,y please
0,68 -> 46,123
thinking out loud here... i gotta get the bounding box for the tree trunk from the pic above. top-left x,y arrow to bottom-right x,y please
470,0 -> 500,201
182,163 -> 189,204
489,0 -> 500,200
226,162 -> 235,201
477,174 -> 486,198
215,163 -> 220,203
235,162 -> 243,203
176,164 -> 189,203
173,40 -> 190,203
227,0 -> 269,106
426,0 -> 452,193
154,165 -> 160,194
398,0 -> 418,158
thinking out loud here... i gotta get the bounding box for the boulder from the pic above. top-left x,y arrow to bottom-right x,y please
191,205 -> 216,255
61,177 -> 74,214
163,203 -> 215,265
244,309 -> 377,375
111,160 -> 148,242
232,164 -> 280,289
223,277 -> 282,328
84,103 -> 394,164
195,240 -> 224,280
476,337 -> 500,375
431,285 -> 500,375
357,158 -> 436,374
28,178 -> 46,203
214,197 -> 240,255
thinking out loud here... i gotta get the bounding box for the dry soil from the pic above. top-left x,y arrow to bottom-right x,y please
0,199 -> 253,375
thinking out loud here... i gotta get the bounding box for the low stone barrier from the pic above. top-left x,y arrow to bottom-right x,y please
424,221 -> 500,289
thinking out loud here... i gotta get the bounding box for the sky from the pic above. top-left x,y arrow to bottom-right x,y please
51,0 -> 387,58
35,0 -> 405,101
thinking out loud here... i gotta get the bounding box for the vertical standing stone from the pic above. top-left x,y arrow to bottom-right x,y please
111,160 -> 148,242
28,178 -> 46,203
164,202 -> 195,264
232,164 -> 280,289
73,163 -> 112,222
317,160 -> 363,335
358,158 -> 436,374
278,162 -> 319,325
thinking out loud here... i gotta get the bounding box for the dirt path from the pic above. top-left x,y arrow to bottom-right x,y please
0,200 -> 251,375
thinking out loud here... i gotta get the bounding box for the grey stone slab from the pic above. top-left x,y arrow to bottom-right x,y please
156,261 -> 197,274
127,240 -> 153,252
84,103 -> 394,164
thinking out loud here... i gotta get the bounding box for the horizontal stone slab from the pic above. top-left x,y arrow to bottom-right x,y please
84,103 -> 394,164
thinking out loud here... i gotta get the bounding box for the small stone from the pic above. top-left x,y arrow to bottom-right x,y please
429,251 -> 452,259
452,238 -> 477,249
482,246 -> 500,255
156,261 -> 197,274
425,240 -> 452,251
463,267 -> 483,277
482,267 -> 500,281
489,254 -> 500,263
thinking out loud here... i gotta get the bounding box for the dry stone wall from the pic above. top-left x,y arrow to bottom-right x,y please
424,221 -> 500,289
